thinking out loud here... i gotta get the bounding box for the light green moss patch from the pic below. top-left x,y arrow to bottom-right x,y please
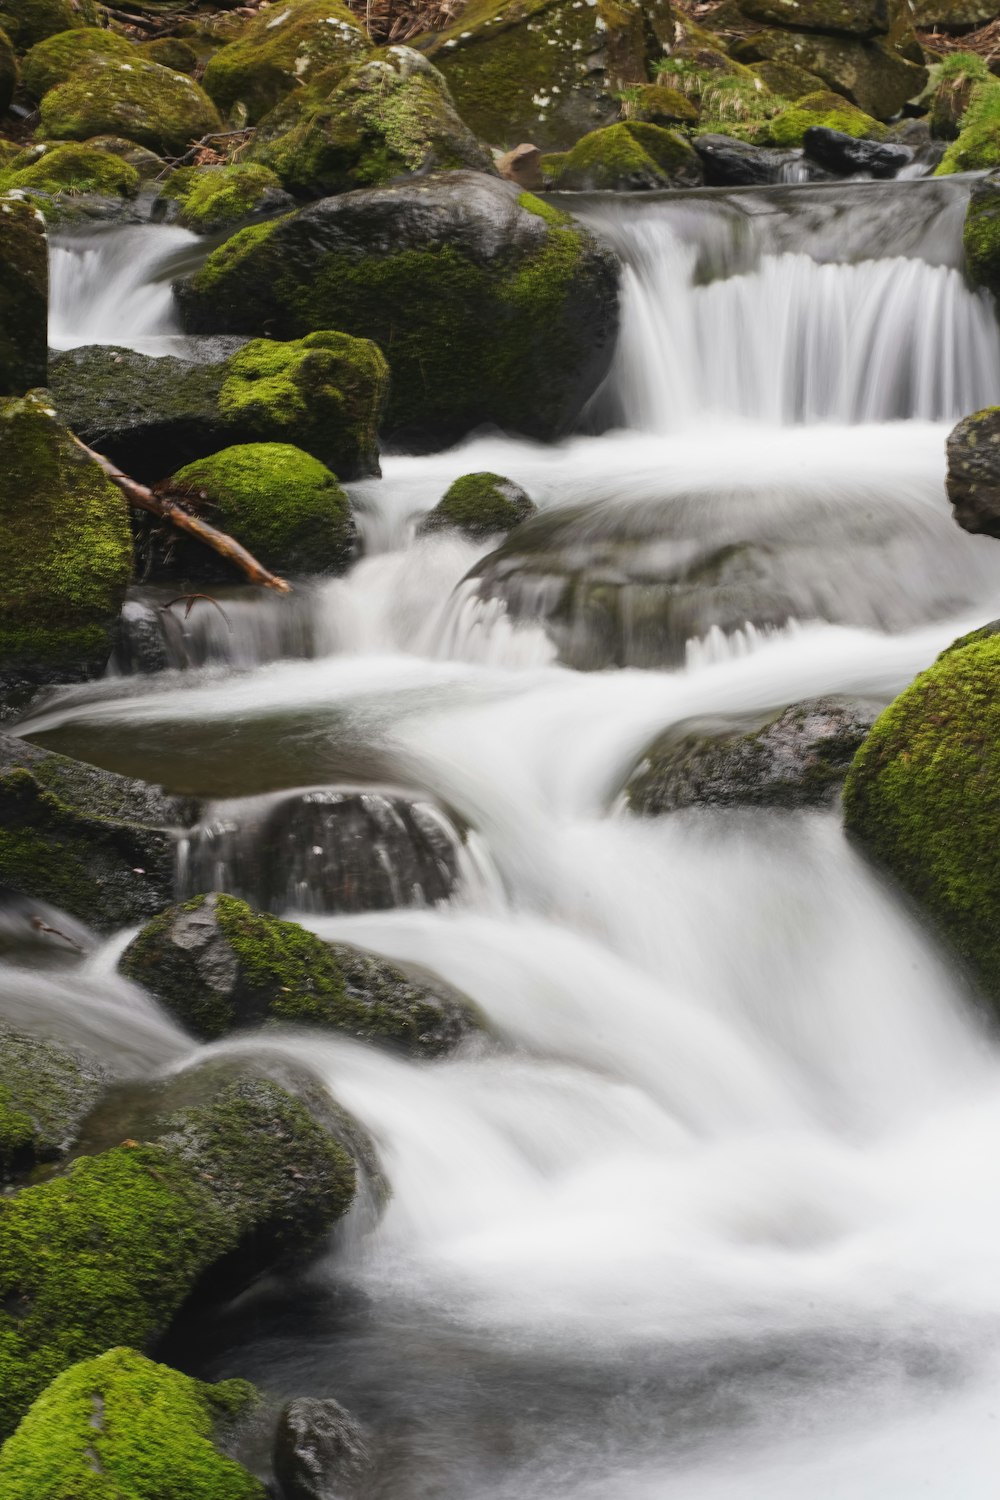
767,88 -> 885,146
159,162 -> 283,231
22,28 -> 134,100
40,57 -> 222,156
0,142 -> 140,197
936,79 -> 1000,173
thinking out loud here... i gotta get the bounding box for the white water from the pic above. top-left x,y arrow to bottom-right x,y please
14,178 -> 1000,1495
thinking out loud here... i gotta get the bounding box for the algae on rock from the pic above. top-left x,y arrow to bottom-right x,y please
1,141 -> 141,198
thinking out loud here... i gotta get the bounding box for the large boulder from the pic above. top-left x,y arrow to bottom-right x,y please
39,58 -> 222,156
0,732 -> 189,929
731,29 -> 926,119
0,199 -> 47,397
176,172 -> 620,449
946,406 -> 1000,537
119,892 -> 482,1056
843,631 -> 1000,1007
0,1055 -> 364,1436
51,333 -> 387,483
0,396 -> 131,693
0,1348 -> 264,1500
802,124 -> 910,175
0,0 -> 89,50
249,45 -> 495,200
414,0 -> 675,152
22,27 -> 133,99
909,0 -> 996,25
202,0 -> 369,125
628,698 -> 877,815
542,121 -> 703,190
0,1019 -> 109,1187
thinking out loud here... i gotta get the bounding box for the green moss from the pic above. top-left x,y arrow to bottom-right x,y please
0,0 -> 86,51
544,121 -> 701,190
936,79 -> 1000,173
0,1349 -> 263,1500
926,49 -> 989,139
0,1023 -> 107,1188
0,26 -> 16,114
0,200 -> 47,397
767,89 -> 885,146
422,471 -> 536,539
22,28 -> 134,100
139,36 -> 198,73
0,142 -> 140,197
0,395 -> 131,673
159,162 -> 283,232
40,58 -> 222,156
202,0 -> 367,125
217,332 -> 388,479
964,183 -> 1000,298
843,633 -> 1000,1005
171,442 -> 355,576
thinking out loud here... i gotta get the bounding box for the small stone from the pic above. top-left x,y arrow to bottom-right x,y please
496,142 -> 544,189
273,1397 -> 373,1500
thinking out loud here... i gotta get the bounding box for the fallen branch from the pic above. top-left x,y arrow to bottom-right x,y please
72,436 -> 292,593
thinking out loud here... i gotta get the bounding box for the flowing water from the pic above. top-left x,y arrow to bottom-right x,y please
12,175 -> 1000,1494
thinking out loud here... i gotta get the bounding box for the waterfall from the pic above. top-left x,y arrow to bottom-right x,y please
48,224 -> 201,354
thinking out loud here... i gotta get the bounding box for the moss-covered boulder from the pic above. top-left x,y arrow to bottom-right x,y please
415,0 -> 674,152
0,25 -> 15,114
0,141 -> 140,197
542,121 -> 702,190
119,892 -> 482,1055
767,89 -> 885,146
157,162 -> 292,234
936,82 -> 1000,175
621,82 -> 699,127
0,199 -> 46,397
86,134 -> 166,180
946,406 -> 1000,537
170,443 -> 356,577
843,632 -> 1000,1005
0,0 -> 86,51
963,172 -> 1000,297
0,396 -> 131,686
740,0 -> 893,36
40,58 -> 222,156
176,172 -> 619,449
731,29 -> 926,118
249,44 -> 494,200
0,1056 -> 362,1436
22,27 -> 134,100
748,58 -> 828,99
0,1348 -> 263,1500
420,472 -> 537,540
51,332 -> 386,482
202,0 -> 368,125
0,731 -> 188,930
0,1020 -> 109,1186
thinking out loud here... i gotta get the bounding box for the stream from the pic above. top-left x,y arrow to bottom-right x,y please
10,173 -> 1000,1496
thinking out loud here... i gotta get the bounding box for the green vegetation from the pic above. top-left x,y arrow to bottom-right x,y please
22,27 -> 133,99
0,0 -> 90,51
202,0 -> 367,124
543,121 -> 701,190
0,1021 -> 107,1186
159,162 -> 284,232
767,89 -> 885,146
40,58 -> 222,156
0,26 -> 16,114
0,142 -> 140,197
964,180 -> 1000,297
936,79 -> 1000,173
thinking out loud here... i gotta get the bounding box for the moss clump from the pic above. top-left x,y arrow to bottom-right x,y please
217,333 -> 388,479
0,395 -> 131,675
964,179 -> 1000,299
249,45 -> 493,199
0,200 -> 47,397
171,442 -> 355,576
926,50 -> 990,139
0,0 -> 88,51
767,89 -> 885,146
0,26 -> 15,114
202,0 -> 367,125
22,28 -> 134,100
0,1349 -> 263,1500
936,80 -> 1000,174
120,892 -> 482,1055
0,1021 -> 108,1186
543,121 -> 702,190
0,142 -> 140,197
843,633 -> 1000,1005
421,471 -> 536,540
40,58 -> 222,156
159,162 -> 286,233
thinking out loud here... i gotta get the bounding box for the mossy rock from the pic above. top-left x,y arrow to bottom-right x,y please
22,27 -> 134,100
767,88 -> 885,145
0,730 -> 187,930
140,35 -> 199,73
946,405 -> 1000,536
731,28 -> 926,119
0,25 -> 15,113
0,0 -> 89,51
175,172 -> 620,449
749,59 -> 827,98
0,395 -> 131,681
926,52 -> 990,140
416,0 -> 675,152
621,83 -> 699,126
0,1057 -> 361,1436
119,892 -> 483,1055
0,1019 -> 109,1187
202,0 -> 368,126
249,44 -> 494,200
171,442 -> 356,578
85,133 -> 166,180
0,200 -> 47,397
843,632 -> 1000,1007
158,162 -> 291,233
739,0 -> 893,37
543,120 -> 702,190
0,141 -> 140,197
0,1348 -> 264,1500
964,176 -> 1000,299
936,81 -> 1000,174
420,471 -> 537,539
40,57 -> 222,156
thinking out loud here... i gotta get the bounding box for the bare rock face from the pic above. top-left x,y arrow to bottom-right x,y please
947,407 -> 1000,539
495,143 -> 544,190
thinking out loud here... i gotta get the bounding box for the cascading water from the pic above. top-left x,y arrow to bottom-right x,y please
13,175 -> 1000,1496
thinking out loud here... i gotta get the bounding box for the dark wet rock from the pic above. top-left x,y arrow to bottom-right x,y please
692,133 -> 794,186
946,406 -> 1000,538
628,698 -> 878,815
802,125 -> 911,176
119,892 -> 483,1055
0,732 -> 193,932
0,1019 -> 110,1186
419,472 -> 537,541
0,197 -> 47,398
273,1396 -> 373,1500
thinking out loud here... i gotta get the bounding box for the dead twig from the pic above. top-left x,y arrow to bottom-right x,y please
162,593 -> 233,629
29,915 -> 86,952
